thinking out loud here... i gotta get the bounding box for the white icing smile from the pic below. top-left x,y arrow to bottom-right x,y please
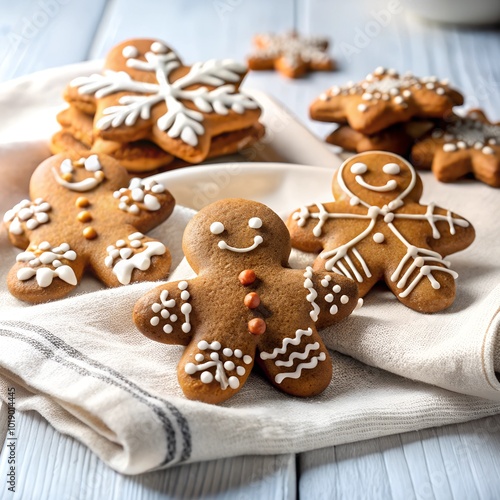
211,217 -> 264,253
355,175 -> 397,192
218,235 -> 263,253
52,156 -> 105,193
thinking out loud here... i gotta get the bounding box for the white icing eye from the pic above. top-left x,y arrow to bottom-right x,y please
122,45 -> 139,59
350,162 -> 368,175
210,221 -> 225,235
248,217 -> 262,229
60,159 -> 73,174
84,155 -> 101,172
382,163 -> 401,175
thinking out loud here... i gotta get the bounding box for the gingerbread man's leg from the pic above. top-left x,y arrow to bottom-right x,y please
177,332 -> 256,404
88,224 -> 171,287
7,239 -> 87,303
258,327 -> 332,397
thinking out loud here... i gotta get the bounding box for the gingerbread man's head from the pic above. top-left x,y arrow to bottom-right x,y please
335,151 -> 423,209
182,198 -> 291,273
134,199 -> 359,404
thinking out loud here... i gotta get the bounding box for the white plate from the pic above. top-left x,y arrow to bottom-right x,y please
150,162 -> 334,212
0,60 -> 341,169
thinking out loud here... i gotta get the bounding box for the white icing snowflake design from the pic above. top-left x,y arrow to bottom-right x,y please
185,340 -> 253,390
293,159 -> 469,298
113,178 -> 165,214
4,198 -> 51,235
71,41 -> 259,147
105,232 -> 166,285
16,241 -> 77,288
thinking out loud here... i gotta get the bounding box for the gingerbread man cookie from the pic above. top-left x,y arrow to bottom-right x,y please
311,67 -> 463,135
411,110 -> 500,187
247,32 -> 334,78
3,153 -> 175,303
287,152 -> 475,313
134,199 -> 358,404
66,38 -> 262,164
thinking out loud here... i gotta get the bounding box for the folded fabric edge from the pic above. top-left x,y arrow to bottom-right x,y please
482,305 -> 500,391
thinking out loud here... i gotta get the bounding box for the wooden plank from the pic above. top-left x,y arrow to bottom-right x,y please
0,410 -> 296,499
0,0 -> 108,81
300,415 -> 500,500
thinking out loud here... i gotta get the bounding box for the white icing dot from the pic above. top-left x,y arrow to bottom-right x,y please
185,363 -> 196,375
122,45 -> 139,58
234,349 -> 243,358
210,352 -> 219,361
350,162 -> 367,175
198,340 -> 209,350
211,341 -> 221,350
402,90 -> 412,98
321,279 -> 330,287
325,294 -> 334,303
373,232 -> 385,243
228,376 -> 240,389
195,353 -> 204,362
150,317 -> 160,326
236,366 -> 246,376
482,146 -> 495,155
443,143 -> 457,152
248,217 -> 263,229
357,104 -> 368,112
382,163 -> 400,175
224,361 -> 235,371
200,371 -> 214,384
161,309 -> 169,319
330,305 -> 338,315
170,314 -> 178,322
243,355 -> 252,364
362,93 -> 373,101
152,303 -> 161,313
384,213 -> 395,223
151,41 -> 167,53
178,281 -> 188,290
163,324 -> 173,334
129,232 -> 143,241
333,285 -> 341,293
340,295 -> 350,304
210,221 -> 225,234
39,241 -> 51,250
393,96 -> 404,105
130,240 -> 142,248
457,141 -> 467,149
223,348 -> 233,357
182,323 -> 191,333
350,196 -> 360,206
436,87 -> 445,95
181,290 -> 190,301
116,240 -> 126,248
181,303 -> 192,314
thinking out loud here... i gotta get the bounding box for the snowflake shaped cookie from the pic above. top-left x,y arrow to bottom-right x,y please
287,152 -> 475,313
310,67 -> 463,135
3,153 -> 175,303
247,32 -> 334,78
411,109 -> 500,187
67,38 -> 261,163
134,199 -> 358,404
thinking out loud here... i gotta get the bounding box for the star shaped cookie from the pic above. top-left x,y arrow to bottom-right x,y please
411,109 -> 500,187
65,38 -> 262,164
311,67 -> 463,135
247,32 -> 334,78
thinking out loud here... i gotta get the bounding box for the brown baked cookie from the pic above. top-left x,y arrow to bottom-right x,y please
247,32 -> 334,79
3,153 -> 175,303
66,38 -> 262,164
287,152 -> 475,313
326,120 -> 435,156
411,109 -> 500,187
310,67 -> 463,135
134,199 -> 358,404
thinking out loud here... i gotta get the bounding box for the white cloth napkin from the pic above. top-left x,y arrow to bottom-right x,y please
1,142 -> 500,474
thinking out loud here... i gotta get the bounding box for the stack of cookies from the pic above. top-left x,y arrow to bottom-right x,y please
310,67 -> 463,158
51,38 -> 265,174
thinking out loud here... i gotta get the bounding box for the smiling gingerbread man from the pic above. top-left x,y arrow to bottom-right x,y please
134,199 -> 358,404
3,152 -> 175,303
287,152 -> 475,313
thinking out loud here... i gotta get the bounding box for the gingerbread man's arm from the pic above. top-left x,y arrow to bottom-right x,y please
393,204 -> 475,256
303,267 -> 359,331
133,279 -> 195,346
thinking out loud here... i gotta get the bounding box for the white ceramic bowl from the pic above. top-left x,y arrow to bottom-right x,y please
403,0 -> 500,25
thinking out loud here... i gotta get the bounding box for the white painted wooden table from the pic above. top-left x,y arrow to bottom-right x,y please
1,1 -> 500,498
